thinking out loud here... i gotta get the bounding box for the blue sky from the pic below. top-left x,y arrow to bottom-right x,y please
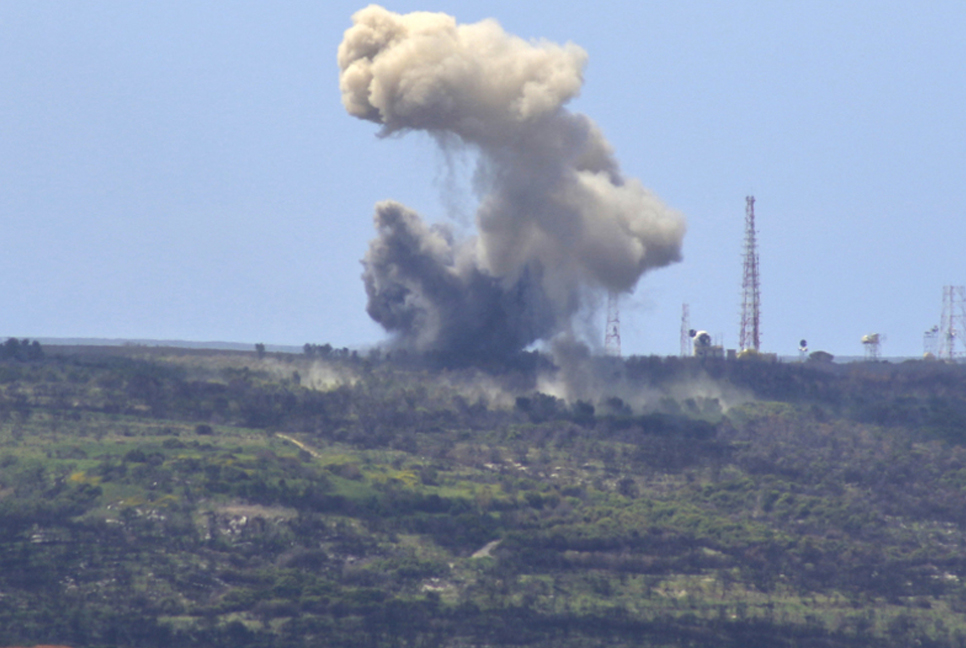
1,2 -> 964,358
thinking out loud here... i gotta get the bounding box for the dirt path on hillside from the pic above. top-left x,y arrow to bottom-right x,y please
275,433 -> 322,458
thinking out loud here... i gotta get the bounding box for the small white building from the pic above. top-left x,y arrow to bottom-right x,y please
692,331 -> 724,359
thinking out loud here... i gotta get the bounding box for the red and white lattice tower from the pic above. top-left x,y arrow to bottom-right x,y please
680,303 -> 692,357
739,196 -> 761,352
939,285 -> 966,361
604,291 -> 621,357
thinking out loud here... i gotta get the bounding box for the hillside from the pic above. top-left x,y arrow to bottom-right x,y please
3,342 -> 966,647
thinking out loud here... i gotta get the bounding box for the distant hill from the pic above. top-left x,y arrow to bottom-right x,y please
34,337 -> 304,353
27,338 -> 922,364
3,344 -> 966,647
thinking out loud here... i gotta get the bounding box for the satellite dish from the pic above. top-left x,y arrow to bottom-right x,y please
799,339 -> 808,349
688,329 -> 697,338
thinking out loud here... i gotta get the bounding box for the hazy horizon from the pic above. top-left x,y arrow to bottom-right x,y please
2,2 -> 964,359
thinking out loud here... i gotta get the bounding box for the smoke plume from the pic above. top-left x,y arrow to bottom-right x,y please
339,5 -> 686,358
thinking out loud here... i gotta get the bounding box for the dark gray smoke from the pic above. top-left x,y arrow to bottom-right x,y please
339,5 -> 686,358
362,200 -> 558,356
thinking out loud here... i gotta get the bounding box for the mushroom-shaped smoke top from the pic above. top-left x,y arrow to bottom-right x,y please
339,5 -> 686,359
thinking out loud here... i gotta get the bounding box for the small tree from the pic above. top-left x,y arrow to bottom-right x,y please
1,337 -> 43,361
255,343 -> 266,359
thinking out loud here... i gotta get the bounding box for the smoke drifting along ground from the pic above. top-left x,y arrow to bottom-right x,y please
339,6 -> 686,358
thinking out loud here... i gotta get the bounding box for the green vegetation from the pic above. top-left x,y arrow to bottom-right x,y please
3,345 -> 966,646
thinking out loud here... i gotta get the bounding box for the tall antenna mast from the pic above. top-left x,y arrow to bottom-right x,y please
604,291 -> 621,357
939,285 -> 966,361
739,196 -> 761,352
680,303 -> 692,357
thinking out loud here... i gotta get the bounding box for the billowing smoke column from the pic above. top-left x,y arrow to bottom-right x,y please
339,5 -> 686,358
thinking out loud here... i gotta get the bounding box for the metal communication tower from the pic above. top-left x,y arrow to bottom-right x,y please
924,326 -> 940,357
862,333 -> 882,360
939,285 -> 966,361
604,291 -> 621,357
739,196 -> 761,352
680,303 -> 692,357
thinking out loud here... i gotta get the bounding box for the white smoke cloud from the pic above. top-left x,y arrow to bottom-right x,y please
339,5 -> 686,358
